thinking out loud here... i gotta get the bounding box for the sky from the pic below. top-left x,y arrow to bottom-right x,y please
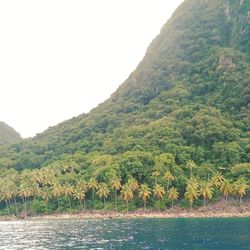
0,0 -> 184,138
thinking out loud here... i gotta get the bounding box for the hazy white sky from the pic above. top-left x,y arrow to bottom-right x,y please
0,0 -> 184,138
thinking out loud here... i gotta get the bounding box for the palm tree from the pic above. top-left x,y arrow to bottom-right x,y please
41,187 -> 51,213
138,184 -> 151,211
185,179 -> 199,209
6,171 -> 20,216
10,182 -> 19,216
96,183 -> 110,207
199,181 -> 214,207
220,179 -> 233,206
152,171 -> 160,185
40,168 -> 55,187
153,184 -> 165,210
211,171 -> 224,189
121,184 -> 133,213
128,177 -> 139,191
73,187 -> 86,211
88,177 -> 99,199
186,160 -> 196,179
168,187 -> 179,208
233,177 -> 249,207
75,180 -> 87,210
64,183 -> 74,213
1,183 -> 11,215
164,171 -> 174,191
109,177 -> 121,210
52,183 -> 63,209
19,184 -> 31,213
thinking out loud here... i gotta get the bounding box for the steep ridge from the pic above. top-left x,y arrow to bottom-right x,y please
0,0 -> 249,177
0,121 -> 21,147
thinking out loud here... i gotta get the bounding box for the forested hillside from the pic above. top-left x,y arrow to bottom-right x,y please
0,0 -> 249,214
0,122 -> 21,147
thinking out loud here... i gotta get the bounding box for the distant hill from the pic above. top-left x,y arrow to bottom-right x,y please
0,121 -> 21,146
0,0 -> 249,180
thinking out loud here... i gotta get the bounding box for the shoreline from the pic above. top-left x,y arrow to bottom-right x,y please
1,206 -> 249,221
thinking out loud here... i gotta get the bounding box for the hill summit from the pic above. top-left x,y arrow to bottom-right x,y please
1,0 -> 249,178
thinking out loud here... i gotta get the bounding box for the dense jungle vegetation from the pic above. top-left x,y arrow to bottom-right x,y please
0,0 -> 249,214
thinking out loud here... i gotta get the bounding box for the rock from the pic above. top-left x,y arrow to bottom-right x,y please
19,211 -> 30,219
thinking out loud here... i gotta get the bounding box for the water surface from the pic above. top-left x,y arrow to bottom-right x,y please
0,217 -> 249,249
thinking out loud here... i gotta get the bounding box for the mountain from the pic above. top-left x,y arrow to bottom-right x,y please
0,0 -> 249,181
0,121 -> 21,147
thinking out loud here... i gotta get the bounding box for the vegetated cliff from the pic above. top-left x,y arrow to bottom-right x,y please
0,121 -> 21,147
0,0 -> 249,179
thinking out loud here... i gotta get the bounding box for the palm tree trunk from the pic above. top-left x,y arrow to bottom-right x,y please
203,197 -> 206,207
103,197 -> 106,209
92,190 -> 95,211
57,198 -> 60,209
79,200 -> 83,211
126,200 -> 128,213
68,196 -> 72,213
239,196 -> 242,209
21,196 -> 25,210
115,190 -> 117,210
190,201 -> 193,211
5,199 -> 10,216
24,196 -> 27,213
83,198 -> 86,210
172,201 -> 174,208
144,200 -> 146,211
14,197 -> 19,216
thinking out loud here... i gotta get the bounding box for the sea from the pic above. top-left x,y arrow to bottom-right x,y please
0,218 -> 249,249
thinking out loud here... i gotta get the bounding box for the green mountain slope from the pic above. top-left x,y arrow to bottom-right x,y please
1,0 -> 249,180
0,121 -> 21,147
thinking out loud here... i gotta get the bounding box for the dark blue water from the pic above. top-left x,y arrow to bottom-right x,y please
0,218 -> 249,249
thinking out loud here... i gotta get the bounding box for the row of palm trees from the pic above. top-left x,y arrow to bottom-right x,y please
0,165 -> 248,216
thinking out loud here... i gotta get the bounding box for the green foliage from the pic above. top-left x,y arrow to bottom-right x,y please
0,0 -> 249,214
0,122 -> 21,147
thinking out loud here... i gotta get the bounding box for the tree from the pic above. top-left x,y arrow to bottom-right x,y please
185,179 -> 199,209
153,184 -> 165,210
96,183 -> 110,207
6,170 -> 20,216
220,179 -> 233,206
88,177 -> 99,199
19,184 -> 31,213
73,187 -> 86,211
128,177 -> 139,191
138,184 -> 151,210
52,183 -> 63,209
41,186 -> 51,213
152,171 -> 160,185
109,177 -> 121,210
211,171 -> 224,188
0,180 -> 11,215
168,187 -> 179,208
121,184 -> 133,213
186,160 -> 197,179
64,183 -> 74,213
164,171 -> 174,191
74,180 -> 87,210
199,181 -> 213,207
233,177 -> 249,207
